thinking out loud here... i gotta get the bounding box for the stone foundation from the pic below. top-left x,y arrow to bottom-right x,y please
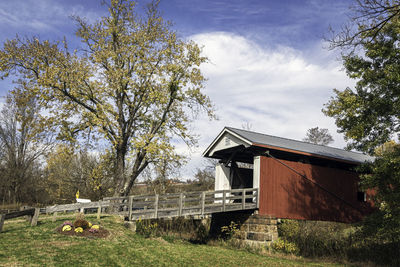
210,210 -> 278,246
236,213 -> 278,246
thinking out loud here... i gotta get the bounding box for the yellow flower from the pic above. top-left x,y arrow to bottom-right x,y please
74,227 -> 83,233
88,222 -> 93,228
62,225 -> 72,232
91,225 -> 100,230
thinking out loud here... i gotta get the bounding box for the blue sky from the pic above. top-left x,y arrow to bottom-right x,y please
0,0 -> 357,178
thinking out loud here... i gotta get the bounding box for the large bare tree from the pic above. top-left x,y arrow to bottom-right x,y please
0,88 -> 52,203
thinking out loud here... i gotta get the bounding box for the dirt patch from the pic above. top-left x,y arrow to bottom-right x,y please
55,226 -> 109,239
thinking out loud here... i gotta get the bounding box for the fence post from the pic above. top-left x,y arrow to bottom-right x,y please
201,192 -> 205,216
154,194 -> 159,219
31,208 -> 39,226
242,189 -> 246,209
0,214 -> 5,232
97,204 -> 102,220
128,196 -> 133,221
52,212 -> 58,222
222,190 -> 226,212
178,193 -> 183,217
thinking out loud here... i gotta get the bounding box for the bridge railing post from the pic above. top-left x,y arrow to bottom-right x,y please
222,190 -> 226,212
154,194 -> 159,219
128,196 -> 133,221
97,204 -> 102,220
201,191 -> 205,216
178,193 -> 183,216
242,189 -> 246,209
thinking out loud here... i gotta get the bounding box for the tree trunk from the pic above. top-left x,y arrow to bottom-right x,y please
120,158 -> 149,197
113,146 -> 127,196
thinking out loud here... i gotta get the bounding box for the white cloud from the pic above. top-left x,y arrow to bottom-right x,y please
0,0 -> 105,36
178,32 -> 355,179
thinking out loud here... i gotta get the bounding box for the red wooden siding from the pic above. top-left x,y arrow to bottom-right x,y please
258,156 -> 372,223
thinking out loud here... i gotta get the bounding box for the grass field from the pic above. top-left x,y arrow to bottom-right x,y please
0,215 -> 350,267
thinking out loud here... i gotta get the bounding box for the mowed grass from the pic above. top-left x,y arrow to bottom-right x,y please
0,215 -> 347,267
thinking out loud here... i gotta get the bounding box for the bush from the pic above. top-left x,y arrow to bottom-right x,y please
135,217 -> 210,242
269,238 -> 299,254
73,213 -> 90,230
136,218 -> 159,238
74,219 -> 90,230
194,223 -> 209,244
221,221 -> 239,240
278,219 -> 351,258
276,219 -> 400,265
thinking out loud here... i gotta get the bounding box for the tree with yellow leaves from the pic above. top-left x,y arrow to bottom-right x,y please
0,0 -> 214,196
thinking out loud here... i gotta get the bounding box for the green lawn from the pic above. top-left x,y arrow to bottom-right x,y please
0,215 -> 348,267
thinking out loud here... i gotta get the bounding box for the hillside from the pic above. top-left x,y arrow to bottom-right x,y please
0,215 -> 347,267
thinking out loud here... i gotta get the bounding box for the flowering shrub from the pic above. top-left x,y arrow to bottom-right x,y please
62,221 -> 73,227
89,227 -> 99,233
62,225 -> 72,232
59,219 -> 106,237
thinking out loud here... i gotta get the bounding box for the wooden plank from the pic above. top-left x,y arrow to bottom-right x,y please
3,208 -> 35,220
144,199 -> 174,205
46,201 -> 111,213
103,196 -> 129,201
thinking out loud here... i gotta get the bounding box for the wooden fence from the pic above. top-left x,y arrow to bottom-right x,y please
0,208 -> 39,232
45,201 -> 111,221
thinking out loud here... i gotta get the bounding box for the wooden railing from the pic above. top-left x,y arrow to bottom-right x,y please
0,208 -> 40,232
44,188 -> 259,221
104,188 -> 259,220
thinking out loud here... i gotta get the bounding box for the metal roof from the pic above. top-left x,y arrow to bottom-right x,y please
204,127 -> 374,164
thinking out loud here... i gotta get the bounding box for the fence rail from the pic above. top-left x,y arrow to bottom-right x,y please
0,208 -> 39,232
44,188 -> 259,221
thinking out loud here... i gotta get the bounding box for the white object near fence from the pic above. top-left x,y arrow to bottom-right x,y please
76,198 -> 91,203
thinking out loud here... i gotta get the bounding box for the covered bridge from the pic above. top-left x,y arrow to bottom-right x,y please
203,127 -> 374,223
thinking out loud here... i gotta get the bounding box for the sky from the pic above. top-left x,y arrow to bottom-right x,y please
0,0 -> 358,179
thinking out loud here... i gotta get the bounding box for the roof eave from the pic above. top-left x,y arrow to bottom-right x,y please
202,127 -> 252,157
252,142 -> 367,165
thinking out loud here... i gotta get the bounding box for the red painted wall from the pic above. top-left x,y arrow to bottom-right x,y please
258,156 -> 372,223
